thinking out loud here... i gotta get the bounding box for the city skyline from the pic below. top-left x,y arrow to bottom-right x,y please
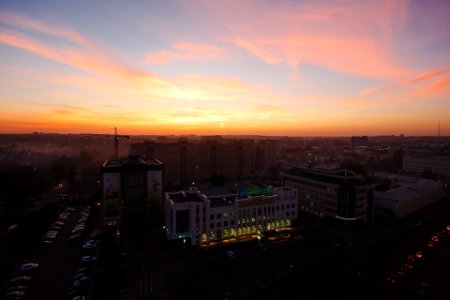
1,0 -> 449,136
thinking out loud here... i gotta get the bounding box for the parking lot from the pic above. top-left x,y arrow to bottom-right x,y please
2,205 -> 99,300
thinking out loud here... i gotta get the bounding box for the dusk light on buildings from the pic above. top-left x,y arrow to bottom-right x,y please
0,1 -> 450,300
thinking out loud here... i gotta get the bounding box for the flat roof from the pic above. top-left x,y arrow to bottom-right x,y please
209,195 -> 237,208
197,181 -> 256,197
102,154 -> 163,171
168,191 -> 204,204
375,180 -> 442,202
284,168 -> 374,187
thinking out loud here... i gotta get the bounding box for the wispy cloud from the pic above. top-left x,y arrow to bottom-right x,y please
200,0 -> 413,78
146,42 -> 226,64
360,66 -> 450,97
0,11 -> 164,84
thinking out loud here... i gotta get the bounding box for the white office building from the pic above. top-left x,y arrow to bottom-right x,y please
164,185 -> 298,246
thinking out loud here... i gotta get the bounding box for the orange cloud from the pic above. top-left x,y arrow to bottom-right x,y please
146,42 -> 226,64
425,75 -> 450,93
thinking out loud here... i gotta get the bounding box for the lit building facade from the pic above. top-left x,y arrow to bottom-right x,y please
282,168 -> 376,223
164,186 -> 298,246
101,154 -> 163,226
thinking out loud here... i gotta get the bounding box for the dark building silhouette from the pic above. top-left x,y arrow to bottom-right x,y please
351,136 -> 369,149
131,139 -> 256,185
101,154 -> 163,225
282,168 -> 376,223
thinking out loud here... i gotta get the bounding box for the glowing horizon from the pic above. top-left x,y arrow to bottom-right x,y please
1,1 -> 449,136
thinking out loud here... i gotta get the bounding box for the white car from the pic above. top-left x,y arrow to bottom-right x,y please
10,276 -> 31,283
81,256 -> 96,263
82,243 -> 97,250
20,263 -> 39,271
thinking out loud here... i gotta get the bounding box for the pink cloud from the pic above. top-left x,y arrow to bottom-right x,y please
192,0 -> 411,78
146,42 -> 226,64
235,35 -> 408,78
360,66 -> 450,97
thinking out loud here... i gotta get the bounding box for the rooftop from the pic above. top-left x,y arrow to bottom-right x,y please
167,191 -> 205,204
284,168 -> 374,187
375,180 -> 443,202
102,154 -> 163,171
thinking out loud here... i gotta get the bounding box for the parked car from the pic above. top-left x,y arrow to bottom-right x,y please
6,286 -> 28,292
82,243 -> 97,250
4,290 -> 26,298
10,276 -> 31,284
81,256 -> 96,263
20,263 -> 39,271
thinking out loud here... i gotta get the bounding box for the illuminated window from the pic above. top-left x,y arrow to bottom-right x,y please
267,223 -> 271,230
202,233 -> 207,242
280,220 -> 285,227
230,228 -> 236,237
224,229 -> 229,238
286,219 -> 290,226
246,227 -> 251,235
210,231 -> 215,240
252,226 -> 256,233
238,228 -> 242,236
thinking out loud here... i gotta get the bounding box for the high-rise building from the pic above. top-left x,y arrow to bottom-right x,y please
101,154 -> 163,225
131,139 -> 255,186
282,168 -> 376,223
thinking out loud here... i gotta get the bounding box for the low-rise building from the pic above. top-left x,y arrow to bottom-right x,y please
374,172 -> 445,218
403,149 -> 450,183
282,168 -> 376,223
164,185 -> 298,246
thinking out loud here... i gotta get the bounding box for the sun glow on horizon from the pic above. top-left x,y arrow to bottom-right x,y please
1,1 -> 449,136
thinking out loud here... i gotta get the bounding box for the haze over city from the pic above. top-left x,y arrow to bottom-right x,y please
1,0 -> 449,136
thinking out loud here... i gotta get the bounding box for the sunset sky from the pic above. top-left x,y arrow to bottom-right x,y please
1,0 -> 449,136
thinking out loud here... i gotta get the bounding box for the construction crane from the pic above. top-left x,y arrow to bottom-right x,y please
113,127 -> 129,158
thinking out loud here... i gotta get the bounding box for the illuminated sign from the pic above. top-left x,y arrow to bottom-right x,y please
240,186 -> 273,196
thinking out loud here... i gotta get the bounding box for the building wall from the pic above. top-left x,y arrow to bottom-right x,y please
101,156 -> 164,224
403,150 -> 450,182
375,180 -> 444,217
165,187 -> 298,246
283,172 -> 374,223
132,140 -> 255,185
